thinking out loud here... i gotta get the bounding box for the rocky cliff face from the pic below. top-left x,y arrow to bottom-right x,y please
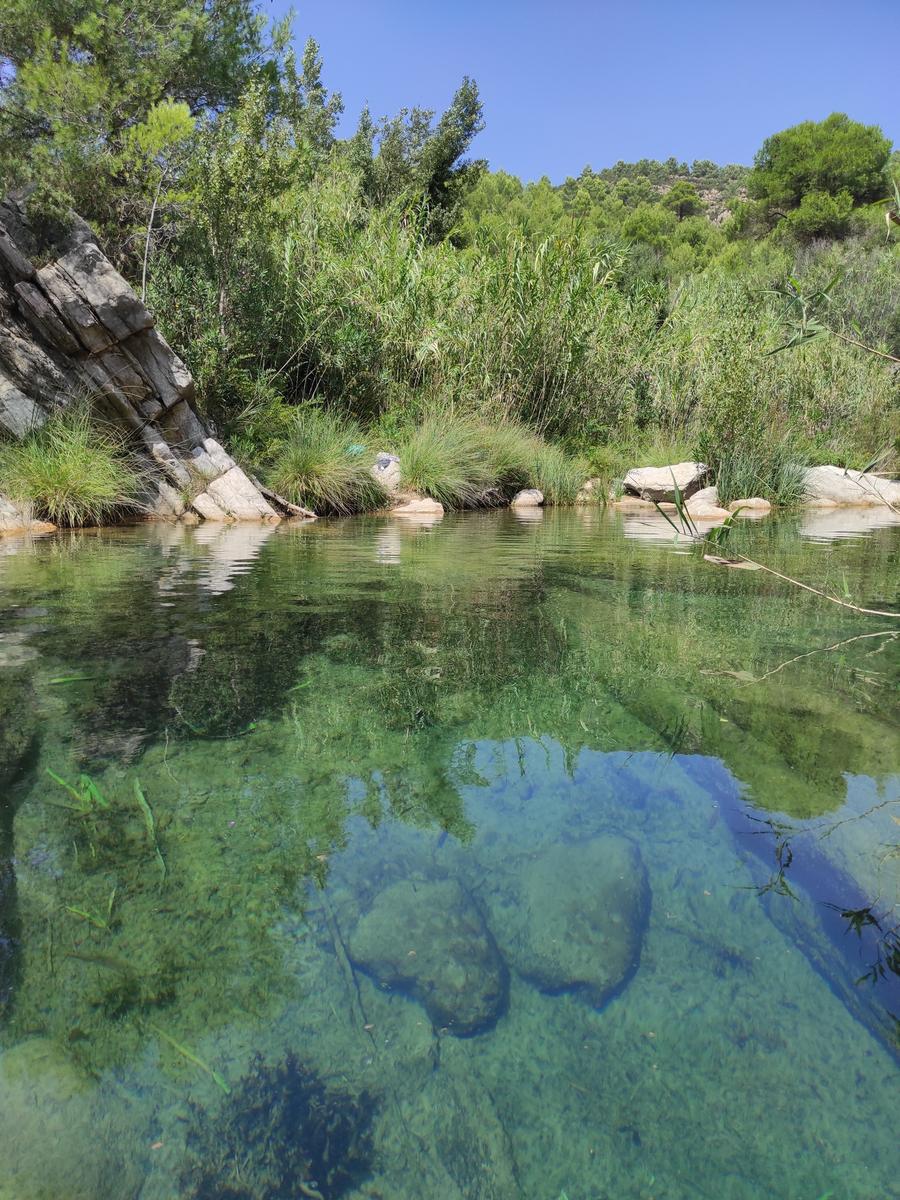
0,195 -> 294,524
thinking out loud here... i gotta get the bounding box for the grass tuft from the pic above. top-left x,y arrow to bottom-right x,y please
267,408 -> 387,515
396,418 -> 495,507
528,442 -> 590,504
0,403 -> 141,526
703,441 -> 806,506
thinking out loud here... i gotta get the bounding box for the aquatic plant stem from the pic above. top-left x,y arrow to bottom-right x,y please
150,1023 -> 231,1095
319,891 -> 376,1051
703,630 -> 897,685
134,779 -> 167,881
709,553 -> 900,619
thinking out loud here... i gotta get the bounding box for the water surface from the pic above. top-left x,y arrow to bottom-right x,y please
0,507 -> 898,1200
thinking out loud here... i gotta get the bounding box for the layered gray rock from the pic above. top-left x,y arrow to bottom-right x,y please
349,878 -> 508,1035
489,834 -> 650,1008
0,195 -> 290,523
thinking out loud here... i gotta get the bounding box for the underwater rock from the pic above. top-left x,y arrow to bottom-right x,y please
349,878 -> 508,1035
0,1037 -> 141,1200
181,1051 -> 374,1200
490,834 -> 650,1007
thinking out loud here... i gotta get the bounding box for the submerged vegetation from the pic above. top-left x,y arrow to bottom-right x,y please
0,1 -> 897,519
182,1052 -> 375,1200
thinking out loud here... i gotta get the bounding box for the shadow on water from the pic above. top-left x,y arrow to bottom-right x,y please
680,755 -> 900,1055
0,665 -> 40,1018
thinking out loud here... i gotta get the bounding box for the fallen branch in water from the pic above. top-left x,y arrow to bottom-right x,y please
648,475 -> 900,620
701,630 -> 897,685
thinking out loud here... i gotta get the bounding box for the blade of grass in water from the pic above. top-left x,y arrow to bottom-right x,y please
64,905 -> 108,930
134,778 -> 167,880
150,1024 -> 231,1095
45,768 -> 89,809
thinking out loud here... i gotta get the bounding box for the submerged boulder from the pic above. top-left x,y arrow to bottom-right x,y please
349,878 -> 507,1035
0,1037 -> 141,1200
490,834 -> 650,1007
622,461 -> 710,503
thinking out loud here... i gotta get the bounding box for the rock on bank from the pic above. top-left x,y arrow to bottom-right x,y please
0,195 -> 290,524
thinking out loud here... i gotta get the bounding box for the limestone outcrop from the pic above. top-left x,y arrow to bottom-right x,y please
0,195 -> 297,523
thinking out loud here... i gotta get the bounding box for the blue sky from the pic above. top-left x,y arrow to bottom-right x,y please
267,1 -> 896,182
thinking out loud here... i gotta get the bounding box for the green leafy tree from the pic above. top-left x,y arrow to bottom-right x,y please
0,0 -> 275,260
350,77 -> 485,239
780,188 -> 855,242
749,113 -> 891,217
661,180 -> 704,220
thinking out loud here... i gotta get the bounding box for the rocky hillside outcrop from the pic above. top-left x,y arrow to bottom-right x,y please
0,195 -> 294,523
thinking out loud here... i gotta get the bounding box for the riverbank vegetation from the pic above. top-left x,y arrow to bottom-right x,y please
0,1 -> 898,519
0,404 -> 142,526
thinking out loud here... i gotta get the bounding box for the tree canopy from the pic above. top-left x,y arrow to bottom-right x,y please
749,112 -> 891,214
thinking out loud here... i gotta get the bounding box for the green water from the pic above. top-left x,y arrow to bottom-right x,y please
0,507 -> 898,1200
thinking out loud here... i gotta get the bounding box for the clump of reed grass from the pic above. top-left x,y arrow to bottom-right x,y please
395,416 -> 590,507
528,441 -> 590,504
396,417 -> 495,507
267,408 -> 387,515
704,441 -> 806,506
0,402 -> 142,526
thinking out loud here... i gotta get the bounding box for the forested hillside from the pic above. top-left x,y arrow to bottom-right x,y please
0,0 -> 898,519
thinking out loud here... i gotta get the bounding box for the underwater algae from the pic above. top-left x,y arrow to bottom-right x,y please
180,1052 -> 375,1200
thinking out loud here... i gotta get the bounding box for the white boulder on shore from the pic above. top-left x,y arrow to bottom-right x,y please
391,492 -> 444,517
371,451 -> 402,494
622,461 -> 710,503
802,466 -> 900,508
0,494 -> 55,537
510,488 -> 544,508
684,485 -> 731,521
